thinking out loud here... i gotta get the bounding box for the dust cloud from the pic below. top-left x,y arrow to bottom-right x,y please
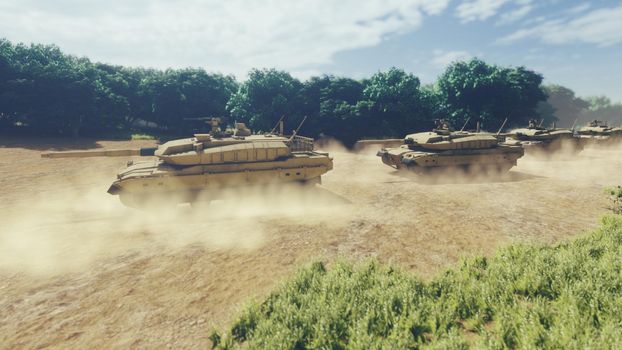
1,139 -> 621,276
2,138 -> 622,349
0,175 -> 351,276
519,142 -> 622,186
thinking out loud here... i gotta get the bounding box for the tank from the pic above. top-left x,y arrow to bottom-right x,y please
504,119 -> 583,154
577,120 -> 622,144
376,120 -> 524,174
41,121 -> 333,208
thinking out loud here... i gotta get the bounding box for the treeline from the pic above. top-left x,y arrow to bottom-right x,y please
1,39 -> 620,145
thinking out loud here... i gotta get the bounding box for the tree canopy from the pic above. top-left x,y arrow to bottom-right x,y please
435,59 -> 546,131
2,38 -> 618,144
537,85 -> 589,128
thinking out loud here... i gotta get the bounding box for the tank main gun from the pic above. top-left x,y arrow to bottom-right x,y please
41,147 -> 157,159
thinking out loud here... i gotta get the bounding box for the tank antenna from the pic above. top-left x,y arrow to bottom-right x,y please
269,115 -> 286,135
496,118 -> 508,136
571,118 -> 578,131
291,116 -> 308,137
538,119 -> 545,127
459,117 -> 471,132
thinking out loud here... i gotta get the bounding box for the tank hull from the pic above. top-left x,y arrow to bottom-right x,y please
578,133 -> 622,146
377,145 -> 524,174
512,136 -> 584,155
107,151 -> 333,207
577,125 -> 622,146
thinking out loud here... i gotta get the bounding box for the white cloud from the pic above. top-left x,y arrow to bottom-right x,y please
0,0 -> 450,78
496,3 -> 533,24
567,3 -> 591,15
499,5 -> 622,47
456,0 -> 536,24
431,50 -> 473,68
456,0 -> 510,22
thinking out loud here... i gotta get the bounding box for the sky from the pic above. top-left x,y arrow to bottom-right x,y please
1,0 -> 621,101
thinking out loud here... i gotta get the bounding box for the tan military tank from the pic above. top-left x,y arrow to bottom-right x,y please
41,120 -> 333,208
577,120 -> 622,144
376,119 -> 524,174
504,119 -> 583,154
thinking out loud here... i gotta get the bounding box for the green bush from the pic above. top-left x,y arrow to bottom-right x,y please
605,186 -> 622,214
213,216 -> 622,349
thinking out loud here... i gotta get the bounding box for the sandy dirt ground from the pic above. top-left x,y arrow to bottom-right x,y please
0,136 -> 621,349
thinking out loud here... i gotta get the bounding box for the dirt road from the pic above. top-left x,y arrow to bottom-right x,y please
1,137 -> 620,349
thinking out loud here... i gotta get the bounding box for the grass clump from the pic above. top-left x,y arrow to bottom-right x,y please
212,216 -> 622,349
130,133 -> 156,140
605,186 -> 622,214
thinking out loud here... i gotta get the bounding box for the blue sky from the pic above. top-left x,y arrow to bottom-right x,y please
1,0 -> 621,101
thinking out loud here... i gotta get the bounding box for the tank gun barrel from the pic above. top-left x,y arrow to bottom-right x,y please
41,147 -> 157,159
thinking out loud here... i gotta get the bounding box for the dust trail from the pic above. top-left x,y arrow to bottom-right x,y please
517,142 -> 622,186
1,139 -> 621,276
0,176 -> 351,275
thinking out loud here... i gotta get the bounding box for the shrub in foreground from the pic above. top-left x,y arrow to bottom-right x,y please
212,216 -> 622,349
605,186 -> 622,214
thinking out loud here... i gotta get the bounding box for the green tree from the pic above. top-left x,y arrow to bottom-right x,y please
537,85 -> 588,128
436,59 -> 546,130
299,75 -> 365,144
581,96 -> 622,126
361,68 -> 433,137
133,68 -> 238,134
227,69 -> 303,132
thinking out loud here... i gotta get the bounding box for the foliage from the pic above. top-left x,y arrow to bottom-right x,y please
213,216 -> 622,349
362,68 -> 435,136
436,59 -> 546,131
605,186 -> 622,214
5,38 -> 617,145
581,96 -> 622,127
0,39 -> 238,137
227,68 -> 304,132
538,85 -> 589,128
299,75 -> 366,146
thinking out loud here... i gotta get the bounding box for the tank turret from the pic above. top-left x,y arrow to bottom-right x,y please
41,119 -> 333,208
